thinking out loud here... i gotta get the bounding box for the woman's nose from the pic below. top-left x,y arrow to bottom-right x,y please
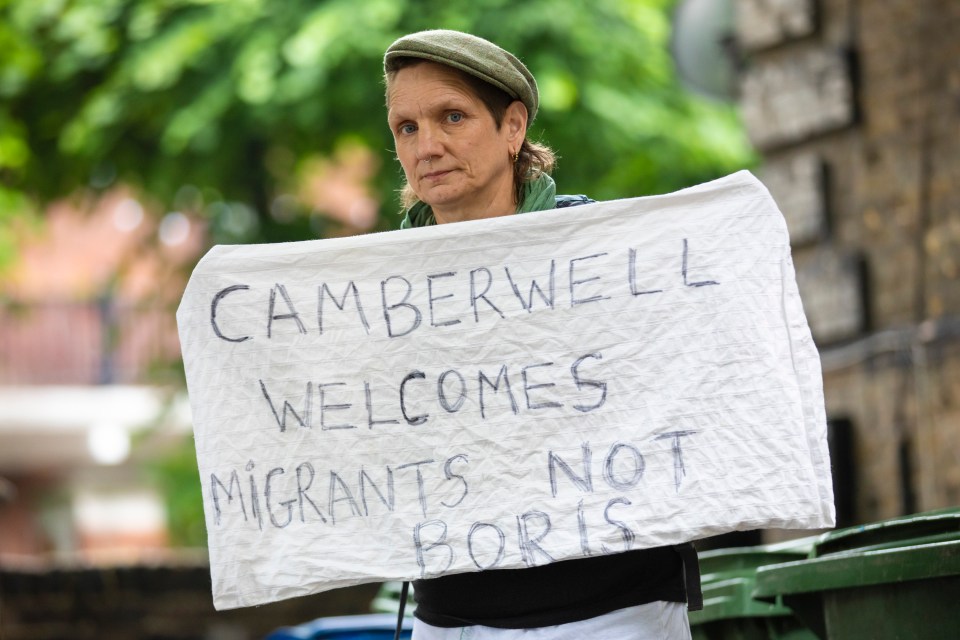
416,124 -> 444,161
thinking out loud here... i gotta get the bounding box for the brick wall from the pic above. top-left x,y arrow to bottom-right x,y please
0,557 -> 381,640
736,0 -> 960,528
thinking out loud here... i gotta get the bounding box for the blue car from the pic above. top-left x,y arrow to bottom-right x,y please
265,613 -> 412,640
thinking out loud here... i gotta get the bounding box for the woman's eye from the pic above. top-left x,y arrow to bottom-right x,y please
447,112 -> 463,123
398,123 -> 416,135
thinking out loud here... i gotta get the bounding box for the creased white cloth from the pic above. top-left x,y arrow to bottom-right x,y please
177,170 -> 834,610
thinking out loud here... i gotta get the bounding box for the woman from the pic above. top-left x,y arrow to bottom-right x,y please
384,30 -> 698,639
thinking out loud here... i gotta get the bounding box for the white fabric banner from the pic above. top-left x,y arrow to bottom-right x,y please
177,171 -> 834,610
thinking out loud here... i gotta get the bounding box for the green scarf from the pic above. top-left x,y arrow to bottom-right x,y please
399,174 -> 558,229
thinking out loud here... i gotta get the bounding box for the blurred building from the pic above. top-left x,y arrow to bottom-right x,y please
0,192 -> 376,640
733,0 -> 960,531
0,168 -> 387,640
0,189 -> 197,560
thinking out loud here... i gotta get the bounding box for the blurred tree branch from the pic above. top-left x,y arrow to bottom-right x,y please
1,0 -> 754,246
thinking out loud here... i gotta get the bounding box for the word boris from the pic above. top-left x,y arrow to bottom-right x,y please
258,352 -> 607,432
208,240 -> 719,343
413,433 -> 697,577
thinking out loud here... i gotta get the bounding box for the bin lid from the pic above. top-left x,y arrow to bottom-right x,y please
813,507 -> 960,557
692,575 -> 798,624
754,509 -> 960,598
698,536 -> 815,577
691,537 -> 815,623
754,540 -> 960,598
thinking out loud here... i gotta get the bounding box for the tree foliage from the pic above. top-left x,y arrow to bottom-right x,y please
0,0 -> 755,546
2,0 -> 754,245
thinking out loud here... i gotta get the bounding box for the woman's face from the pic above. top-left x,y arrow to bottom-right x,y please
387,62 -> 526,224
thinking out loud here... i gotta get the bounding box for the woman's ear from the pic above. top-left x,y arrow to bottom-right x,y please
503,100 -> 528,145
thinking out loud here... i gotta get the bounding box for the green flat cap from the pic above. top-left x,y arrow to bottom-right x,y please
384,29 -> 539,124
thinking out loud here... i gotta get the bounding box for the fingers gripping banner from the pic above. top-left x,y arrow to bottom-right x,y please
177,171 -> 834,610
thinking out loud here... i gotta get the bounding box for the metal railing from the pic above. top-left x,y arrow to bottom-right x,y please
0,298 -> 182,385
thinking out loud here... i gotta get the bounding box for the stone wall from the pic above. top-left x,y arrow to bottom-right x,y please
735,0 -> 960,528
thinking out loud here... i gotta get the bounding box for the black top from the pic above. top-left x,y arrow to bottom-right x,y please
412,546 -> 688,628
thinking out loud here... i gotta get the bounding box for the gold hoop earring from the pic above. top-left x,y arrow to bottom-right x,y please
513,150 -> 519,164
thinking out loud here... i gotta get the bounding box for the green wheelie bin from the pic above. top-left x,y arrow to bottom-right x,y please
690,537 -> 818,640
752,508 -> 960,639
